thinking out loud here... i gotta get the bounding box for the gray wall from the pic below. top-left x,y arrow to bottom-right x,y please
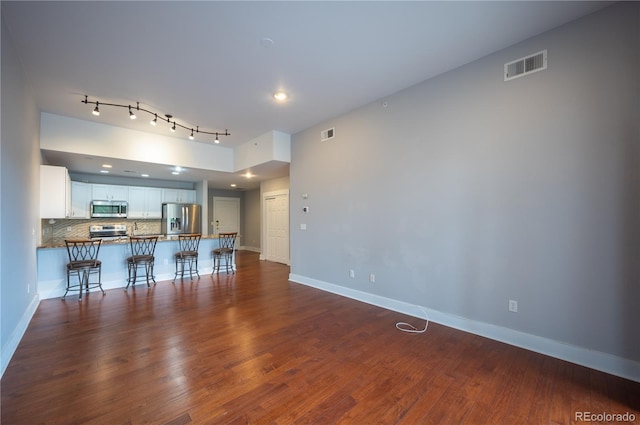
243,189 -> 261,251
290,3 -> 639,364
261,176 -> 289,194
1,17 -> 41,374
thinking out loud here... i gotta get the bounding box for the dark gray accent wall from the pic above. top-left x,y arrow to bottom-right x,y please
243,189 -> 261,251
290,3 -> 639,362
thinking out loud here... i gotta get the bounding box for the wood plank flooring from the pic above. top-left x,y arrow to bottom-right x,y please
2,251 -> 639,424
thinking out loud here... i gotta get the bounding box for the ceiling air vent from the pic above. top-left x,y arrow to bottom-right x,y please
321,127 -> 335,141
504,49 -> 547,81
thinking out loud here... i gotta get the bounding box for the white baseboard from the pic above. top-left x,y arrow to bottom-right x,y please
289,273 -> 640,383
240,246 -> 261,253
1,294 -> 40,378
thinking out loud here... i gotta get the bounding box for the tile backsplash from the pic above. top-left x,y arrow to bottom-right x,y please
41,218 -> 161,244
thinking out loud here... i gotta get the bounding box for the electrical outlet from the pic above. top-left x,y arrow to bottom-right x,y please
509,300 -> 518,313
369,273 -> 375,283
349,269 -> 355,278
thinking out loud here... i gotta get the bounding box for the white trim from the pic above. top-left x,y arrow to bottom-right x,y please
289,273 -> 640,383
262,189 -> 290,265
240,245 -> 261,253
212,196 -> 241,235
1,295 -> 40,378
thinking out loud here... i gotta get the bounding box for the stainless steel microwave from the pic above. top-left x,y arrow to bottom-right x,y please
90,200 -> 128,218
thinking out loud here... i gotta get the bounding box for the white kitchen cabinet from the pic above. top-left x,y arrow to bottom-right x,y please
162,188 -> 196,204
70,181 -> 91,219
40,165 -> 70,219
128,186 -> 162,219
92,184 -> 129,202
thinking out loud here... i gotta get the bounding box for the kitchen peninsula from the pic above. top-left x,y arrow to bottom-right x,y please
37,166 -> 239,299
37,234 -> 232,300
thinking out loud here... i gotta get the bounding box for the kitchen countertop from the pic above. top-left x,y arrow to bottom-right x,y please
38,234 -> 222,249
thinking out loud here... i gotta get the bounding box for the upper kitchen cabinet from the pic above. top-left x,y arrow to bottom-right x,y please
70,181 -> 91,219
128,186 -> 162,219
92,184 -> 129,202
40,165 -> 70,219
162,188 -> 196,204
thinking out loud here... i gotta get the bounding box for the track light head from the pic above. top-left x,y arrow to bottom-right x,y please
189,129 -> 194,140
214,133 -> 220,144
92,102 -> 100,116
170,122 -> 176,132
129,106 -> 136,120
150,113 -> 157,126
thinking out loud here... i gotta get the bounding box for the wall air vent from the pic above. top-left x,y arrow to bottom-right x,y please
504,49 -> 547,81
321,127 -> 335,141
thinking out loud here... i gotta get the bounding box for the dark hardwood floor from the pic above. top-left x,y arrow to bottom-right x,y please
2,250 -> 639,424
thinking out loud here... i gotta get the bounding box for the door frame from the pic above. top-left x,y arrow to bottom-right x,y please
212,196 -> 240,236
261,189 -> 289,264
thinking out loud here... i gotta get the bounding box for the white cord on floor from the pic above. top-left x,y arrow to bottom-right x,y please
396,306 -> 429,333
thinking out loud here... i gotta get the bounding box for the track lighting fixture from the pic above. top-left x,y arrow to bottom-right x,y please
82,95 -> 230,143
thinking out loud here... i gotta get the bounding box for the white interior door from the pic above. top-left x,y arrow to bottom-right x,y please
213,197 -> 240,237
263,190 -> 289,265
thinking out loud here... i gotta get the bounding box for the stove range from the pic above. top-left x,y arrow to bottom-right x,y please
89,224 -> 128,240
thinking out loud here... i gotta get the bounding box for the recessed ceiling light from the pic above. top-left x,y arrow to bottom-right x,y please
230,183 -> 237,188
102,164 -> 112,168
273,91 -> 288,102
244,172 -> 254,178
100,170 -> 109,174
172,171 -> 179,175
141,174 -> 149,178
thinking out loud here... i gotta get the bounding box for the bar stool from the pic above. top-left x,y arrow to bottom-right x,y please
173,233 -> 201,282
212,232 -> 237,274
64,239 -> 104,301
126,236 -> 158,290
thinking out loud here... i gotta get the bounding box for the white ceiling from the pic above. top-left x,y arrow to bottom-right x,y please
1,1 -> 610,189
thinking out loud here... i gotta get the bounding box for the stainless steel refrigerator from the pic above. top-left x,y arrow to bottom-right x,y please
161,203 -> 202,235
